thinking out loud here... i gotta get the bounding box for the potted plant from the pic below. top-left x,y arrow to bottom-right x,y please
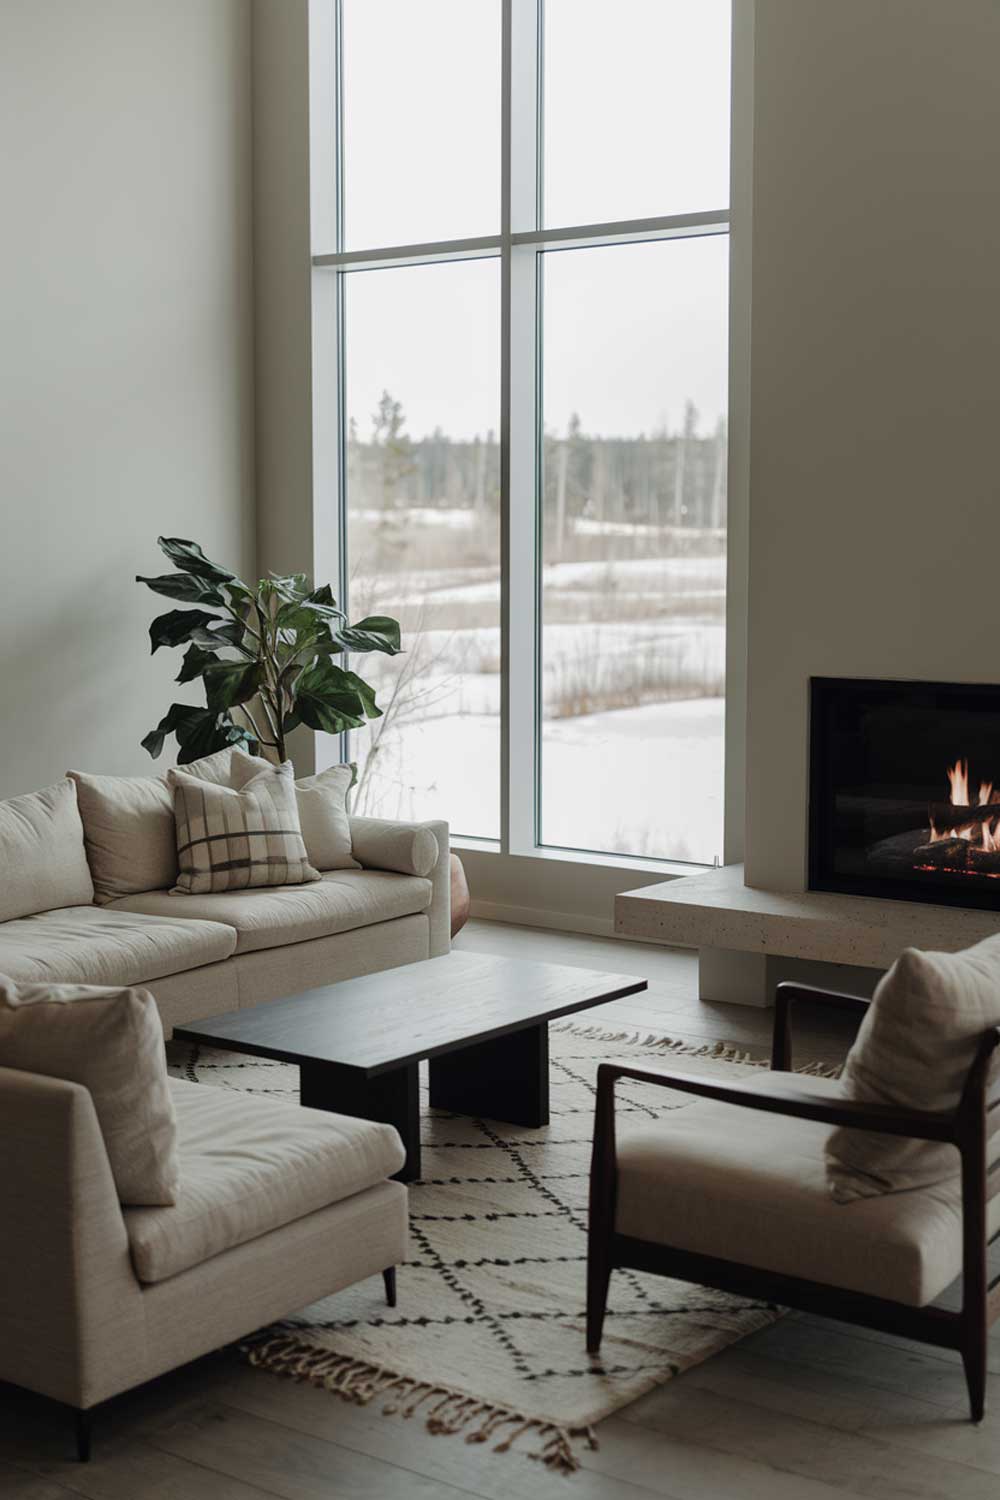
136,537 -> 400,765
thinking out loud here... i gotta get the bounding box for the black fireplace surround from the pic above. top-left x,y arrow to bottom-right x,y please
809,677 -> 1000,911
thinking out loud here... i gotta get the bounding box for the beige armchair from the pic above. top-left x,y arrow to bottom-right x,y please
587,983 -> 1000,1420
0,1064 -> 408,1459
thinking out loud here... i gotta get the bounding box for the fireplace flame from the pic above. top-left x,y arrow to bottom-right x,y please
926,758 -> 1000,859
947,758 -> 970,806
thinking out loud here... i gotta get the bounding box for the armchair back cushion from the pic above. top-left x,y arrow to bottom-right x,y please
0,779 -> 94,922
68,748 -> 238,903
0,976 -> 180,1205
827,934 -> 1000,1202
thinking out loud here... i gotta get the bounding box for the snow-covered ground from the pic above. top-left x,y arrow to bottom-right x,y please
348,529 -> 726,862
353,697 -> 724,862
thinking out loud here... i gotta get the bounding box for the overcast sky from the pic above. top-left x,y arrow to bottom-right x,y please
342,0 -> 731,442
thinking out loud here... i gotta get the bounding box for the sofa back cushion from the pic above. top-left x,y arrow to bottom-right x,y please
231,749 -> 360,871
826,934 -> 1000,1202
0,779 -> 94,922
68,747 -> 239,903
0,975 -> 179,1205
169,760 -> 321,894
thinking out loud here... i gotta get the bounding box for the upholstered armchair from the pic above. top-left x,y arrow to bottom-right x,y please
586,983 -> 1000,1419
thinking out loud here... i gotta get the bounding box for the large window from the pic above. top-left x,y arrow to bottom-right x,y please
315,0 -> 731,862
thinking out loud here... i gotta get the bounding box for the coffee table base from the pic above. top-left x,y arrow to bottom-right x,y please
298,1022 -> 550,1183
429,1022 -> 549,1129
301,1060 -> 420,1181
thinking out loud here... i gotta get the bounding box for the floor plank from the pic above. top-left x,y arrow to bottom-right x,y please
211,1362 -> 672,1500
617,1375 -> 1000,1500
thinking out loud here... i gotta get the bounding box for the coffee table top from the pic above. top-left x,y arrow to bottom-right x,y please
174,950 -> 647,1076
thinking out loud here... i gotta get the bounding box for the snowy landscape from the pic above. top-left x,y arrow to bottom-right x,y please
346,417 -> 727,865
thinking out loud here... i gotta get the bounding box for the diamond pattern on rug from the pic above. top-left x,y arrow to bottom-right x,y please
167,1022 -> 801,1468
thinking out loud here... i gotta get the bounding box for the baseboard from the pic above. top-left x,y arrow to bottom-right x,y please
468,900 -> 618,938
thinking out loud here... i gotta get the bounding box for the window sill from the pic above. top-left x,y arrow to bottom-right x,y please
451,834 -> 710,881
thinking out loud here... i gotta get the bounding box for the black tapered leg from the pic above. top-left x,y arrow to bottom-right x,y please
963,1335 -> 987,1422
75,1409 -> 92,1463
586,1252 -> 611,1354
383,1267 -> 397,1308
300,1060 -> 421,1181
429,1023 -> 549,1127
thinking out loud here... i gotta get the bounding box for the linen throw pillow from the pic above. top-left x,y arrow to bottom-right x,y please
0,975 -> 179,1206
168,760 -> 320,894
827,934 -> 1000,1202
230,749 -> 360,871
68,747 -> 241,903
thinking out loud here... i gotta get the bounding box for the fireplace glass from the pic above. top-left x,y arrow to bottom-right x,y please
809,677 -> 1000,911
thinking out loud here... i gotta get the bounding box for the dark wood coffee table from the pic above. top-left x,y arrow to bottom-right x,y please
174,951 -> 647,1180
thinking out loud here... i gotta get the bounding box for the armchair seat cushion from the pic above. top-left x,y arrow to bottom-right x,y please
615,1073 -> 1000,1308
125,1079 -> 405,1282
110,870 -> 432,954
0,905 -> 237,988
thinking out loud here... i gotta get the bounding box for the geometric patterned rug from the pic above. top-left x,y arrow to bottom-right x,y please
166,1023 -> 824,1472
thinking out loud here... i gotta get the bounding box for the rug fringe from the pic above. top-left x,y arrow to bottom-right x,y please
550,1019 -> 840,1077
243,1334 -> 597,1473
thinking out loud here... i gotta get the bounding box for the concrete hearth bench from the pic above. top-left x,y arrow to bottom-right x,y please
615,863 -> 1000,1007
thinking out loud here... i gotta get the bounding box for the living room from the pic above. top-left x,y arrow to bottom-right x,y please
2,1 -> 1000,1495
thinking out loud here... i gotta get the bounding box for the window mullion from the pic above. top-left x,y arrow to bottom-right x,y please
501,0 -> 542,856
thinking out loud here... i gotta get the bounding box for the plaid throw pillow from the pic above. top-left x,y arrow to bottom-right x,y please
167,761 -> 321,894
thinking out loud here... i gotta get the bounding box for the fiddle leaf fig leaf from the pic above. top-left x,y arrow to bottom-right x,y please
335,615 -> 402,655
293,657 -> 368,733
174,712 -> 255,764
148,609 -> 223,653
332,667 -> 383,719
136,572 -> 226,607
175,644 -> 219,684
202,658 -> 265,712
187,619 -> 249,651
156,537 -> 237,584
141,703 -> 207,759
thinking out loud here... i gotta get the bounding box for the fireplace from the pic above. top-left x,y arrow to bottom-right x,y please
809,677 -> 1000,911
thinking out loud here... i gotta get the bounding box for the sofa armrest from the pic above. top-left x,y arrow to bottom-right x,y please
349,816 -> 450,957
0,1067 -> 146,1408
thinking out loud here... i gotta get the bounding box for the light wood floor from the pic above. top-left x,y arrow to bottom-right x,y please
3,919 -> 997,1500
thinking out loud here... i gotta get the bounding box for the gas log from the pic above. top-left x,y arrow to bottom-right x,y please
912,838 -> 1000,874
927,803 -> 1000,830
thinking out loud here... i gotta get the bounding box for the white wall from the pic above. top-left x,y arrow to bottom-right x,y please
0,0 -> 254,798
745,0 -> 1000,891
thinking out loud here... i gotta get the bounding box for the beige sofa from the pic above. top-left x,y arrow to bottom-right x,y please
0,772 -> 450,1034
0,1060 -> 408,1457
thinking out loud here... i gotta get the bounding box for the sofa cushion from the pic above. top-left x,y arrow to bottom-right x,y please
828,936 -> 1000,1203
68,748 -> 242,904
0,779 -> 94,922
169,761 -> 320,894
615,1072 -> 1000,1308
125,1077 -> 404,1282
0,905 -> 237,988
111,870 -> 433,955
231,749 -> 360,872
0,977 -> 179,1205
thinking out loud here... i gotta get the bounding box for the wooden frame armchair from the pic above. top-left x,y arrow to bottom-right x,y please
587,982 -> 1000,1419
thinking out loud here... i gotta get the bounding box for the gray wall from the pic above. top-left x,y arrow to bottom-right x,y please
745,0 -> 1000,891
0,0 -> 254,797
